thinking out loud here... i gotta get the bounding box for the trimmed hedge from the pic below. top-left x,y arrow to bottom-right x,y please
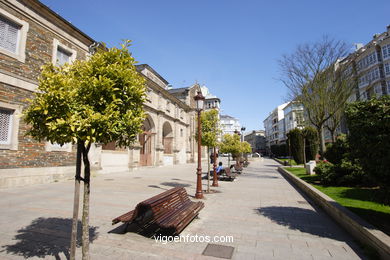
345,96 -> 390,202
287,128 -> 304,164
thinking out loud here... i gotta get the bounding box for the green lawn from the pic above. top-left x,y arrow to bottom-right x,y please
285,167 -> 390,236
277,158 -> 302,166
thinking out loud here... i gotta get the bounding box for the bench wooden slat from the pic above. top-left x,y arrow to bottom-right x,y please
112,187 -> 204,235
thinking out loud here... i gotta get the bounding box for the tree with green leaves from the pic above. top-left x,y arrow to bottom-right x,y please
279,37 -> 355,155
345,96 -> 390,203
287,128 -> 304,164
196,109 -> 220,192
23,41 -> 146,259
219,133 -> 251,167
302,126 -> 318,161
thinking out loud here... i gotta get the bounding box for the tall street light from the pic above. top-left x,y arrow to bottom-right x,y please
241,127 -> 246,142
241,126 -> 246,166
194,91 -> 205,199
212,146 -> 218,187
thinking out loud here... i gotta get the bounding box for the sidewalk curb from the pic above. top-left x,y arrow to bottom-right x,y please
278,166 -> 390,259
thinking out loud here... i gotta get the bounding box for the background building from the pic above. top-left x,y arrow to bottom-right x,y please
283,101 -> 305,134
263,103 -> 288,154
220,114 -> 241,136
244,130 -> 266,154
352,26 -> 390,101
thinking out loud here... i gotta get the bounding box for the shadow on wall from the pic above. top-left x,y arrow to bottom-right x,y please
2,217 -> 99,260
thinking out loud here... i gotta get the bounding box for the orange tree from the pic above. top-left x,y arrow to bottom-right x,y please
23,41 -> 146,259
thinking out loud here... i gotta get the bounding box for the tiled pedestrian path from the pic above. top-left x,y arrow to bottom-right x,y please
0,158 -> 366,259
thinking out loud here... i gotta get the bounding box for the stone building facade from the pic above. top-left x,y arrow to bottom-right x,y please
0,0 -> 200,187
244,130 -> 266,154
352,26 -> 390,100
0,0 -> 94,187
100,65 -> 198,172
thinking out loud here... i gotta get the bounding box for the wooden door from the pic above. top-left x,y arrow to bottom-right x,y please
140,132 -> 152,166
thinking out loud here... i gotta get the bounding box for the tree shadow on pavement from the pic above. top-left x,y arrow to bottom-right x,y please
2,217 -> 98,260
256,206 -> 347,240
160,182 -> 191,188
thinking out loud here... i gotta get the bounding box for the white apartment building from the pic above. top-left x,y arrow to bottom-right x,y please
283,102 -> 305,134
201,85 -> 221,112
263,103 -> 288,152
220,114 -> 241,136
353,25 -> 390,100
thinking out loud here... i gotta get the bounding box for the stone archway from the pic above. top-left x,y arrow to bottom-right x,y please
139,115 -> 155,166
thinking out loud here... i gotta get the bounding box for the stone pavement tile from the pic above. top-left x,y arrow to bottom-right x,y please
232,251 -> 256,260
0,158 -> 367,259
236,244 -> 274,256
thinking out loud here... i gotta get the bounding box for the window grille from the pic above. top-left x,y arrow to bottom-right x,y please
0,15 -> 20,53
56,46 -> 71,66
0,108 -> 13,144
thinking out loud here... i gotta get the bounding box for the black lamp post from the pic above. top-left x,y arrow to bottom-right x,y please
241,127 -> 246,142
194,91 -> 205,199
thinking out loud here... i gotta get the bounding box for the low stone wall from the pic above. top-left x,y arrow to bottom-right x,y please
0,166 -> 75,189
278,166 -> 390,259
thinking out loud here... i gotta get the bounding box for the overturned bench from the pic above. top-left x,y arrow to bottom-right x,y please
112,187 -> 204,235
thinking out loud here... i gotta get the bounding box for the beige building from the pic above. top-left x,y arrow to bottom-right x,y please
99,66 -> 199,173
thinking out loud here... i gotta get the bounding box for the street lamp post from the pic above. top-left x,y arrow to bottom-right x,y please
212,146 -> 218,187
241,127 -> 246,166
240,127 -> 246,142
194,91 -> 205,199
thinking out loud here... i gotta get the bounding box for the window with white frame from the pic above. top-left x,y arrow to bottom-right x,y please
52,39 -> 76,66
0,16 -> 20,53
384,63 -> 390,75
0,9 -> 28,62
0,102 -> 20,150
0,108 -> 13,146
382,44 -> 390,60
387,81 -> 390,94
360,91 -> 367,101
374,84 -> 382,95
56,46 -> 72,66
358,67 -> 380,88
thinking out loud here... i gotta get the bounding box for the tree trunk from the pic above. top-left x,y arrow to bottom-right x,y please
228,154 -> 230,167
317,125 -> 326,158
207,148 -> 210,193
303,138 -> 306,164
330,129 -> 336,143
70,141 -> 83,260
81,143 -> 91,260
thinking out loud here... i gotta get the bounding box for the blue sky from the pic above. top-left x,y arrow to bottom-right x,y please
41,0 -> 389,132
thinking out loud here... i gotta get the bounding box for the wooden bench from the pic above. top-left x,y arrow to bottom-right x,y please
232,164 -> 243,174
112,187 -> 204,235
220,167 -> 236,181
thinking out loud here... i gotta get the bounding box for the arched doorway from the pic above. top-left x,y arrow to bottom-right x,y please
139,116 -> 155,166
162,122 -> 173,154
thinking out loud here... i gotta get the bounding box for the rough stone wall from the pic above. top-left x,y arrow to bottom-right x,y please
0,83 -> 76,168
0,2 -> 88,169
0,3 -> 87,80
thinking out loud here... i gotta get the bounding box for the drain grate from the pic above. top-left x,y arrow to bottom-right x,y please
202,244 -> 234,259
297,200 -> 310,204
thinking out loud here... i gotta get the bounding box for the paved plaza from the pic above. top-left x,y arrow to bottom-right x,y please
0,158 -> 366,259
